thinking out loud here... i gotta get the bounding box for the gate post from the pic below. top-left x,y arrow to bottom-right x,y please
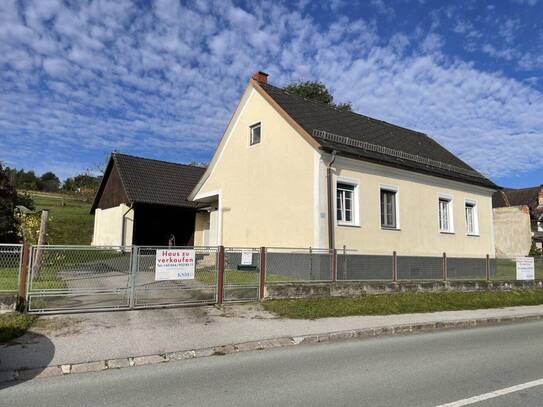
217,246 -> 225,305
259,247 -> 266,300
17,244 -> 30,311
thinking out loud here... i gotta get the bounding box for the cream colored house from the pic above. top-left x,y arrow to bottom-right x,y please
189,72 -> 499,257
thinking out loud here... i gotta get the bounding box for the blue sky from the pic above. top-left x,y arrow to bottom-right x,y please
1,0 -> 542,188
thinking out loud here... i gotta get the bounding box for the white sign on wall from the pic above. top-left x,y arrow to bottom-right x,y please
241,250 -> 253,266
155,249 -> 195,281
516,257 -> 535,281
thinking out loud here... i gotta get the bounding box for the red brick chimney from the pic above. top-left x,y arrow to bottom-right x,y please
251,71 -> 268,83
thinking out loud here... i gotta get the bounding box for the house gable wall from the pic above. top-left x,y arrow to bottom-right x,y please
193,87 -> 317,247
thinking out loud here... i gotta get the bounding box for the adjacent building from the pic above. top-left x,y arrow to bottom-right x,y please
91,153 -> 205,247
492,186 -> 543,256
189,72 -> 498,257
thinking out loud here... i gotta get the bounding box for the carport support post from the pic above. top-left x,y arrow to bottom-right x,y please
259,247 -> 266,300
17,244 -> 30,311
443,252 -> 448,281
217,246 -> 225,305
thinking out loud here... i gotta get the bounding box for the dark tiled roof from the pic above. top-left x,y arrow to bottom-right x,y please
258,82 -> 498,189
111,153 -> 205,208
492,186 -> 542,211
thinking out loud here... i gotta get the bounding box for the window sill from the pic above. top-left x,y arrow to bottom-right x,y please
467,233 -> 480,237
337,222 -> 361,228
439,231 -> 455,235
381,227 -> 401,231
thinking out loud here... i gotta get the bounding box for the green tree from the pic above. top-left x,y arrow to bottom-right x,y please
0,163 -> 20,242
283,80 -> 352,111
38,171 -> 60,192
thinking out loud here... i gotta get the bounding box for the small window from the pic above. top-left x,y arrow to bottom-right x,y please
465,201 -> 478,235
439,197 -> 453,233
250,123 -> 261,145
380,189 -> 397,229
337,183 -> 355,224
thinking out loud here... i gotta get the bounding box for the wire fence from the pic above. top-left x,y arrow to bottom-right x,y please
0,244 -> 22,293
3,243 -> 543,313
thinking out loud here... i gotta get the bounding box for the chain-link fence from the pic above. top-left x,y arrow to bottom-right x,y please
134,247 -> 218,307
265,248 -> 334,282
397,255 -> 443,280
0,244 -> 22,293
223,248 -> 260,302
448,257 -> 488,280
337,253 -> 393,281
27,245 -> 132,313
491,257 -> 543,280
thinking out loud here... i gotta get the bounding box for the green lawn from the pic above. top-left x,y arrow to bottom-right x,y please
30,191 -> 94,245
0,313 -> 36,343
263,290 -> 543,319
0,267 -> 19,291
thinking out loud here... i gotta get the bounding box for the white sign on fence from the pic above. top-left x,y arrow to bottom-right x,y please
241,250 -> 253,266
155,249 -> 195,281
516,257 -> 535,281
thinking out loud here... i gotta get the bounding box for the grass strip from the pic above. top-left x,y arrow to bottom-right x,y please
0,313 -> 36,343
262,290 -> 543,319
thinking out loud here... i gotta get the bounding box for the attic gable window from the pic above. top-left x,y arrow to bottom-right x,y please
250,123 -> 261,145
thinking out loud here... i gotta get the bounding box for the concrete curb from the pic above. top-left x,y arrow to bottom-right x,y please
2,312 -> 542,384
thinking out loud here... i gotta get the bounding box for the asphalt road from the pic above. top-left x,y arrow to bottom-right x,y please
3,320 -> 543,406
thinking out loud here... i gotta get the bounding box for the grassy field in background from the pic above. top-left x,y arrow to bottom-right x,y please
263,290 -> 543,319
28,191 -> 94,245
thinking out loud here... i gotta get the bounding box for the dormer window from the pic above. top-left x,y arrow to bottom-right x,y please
250,123 -> 261,145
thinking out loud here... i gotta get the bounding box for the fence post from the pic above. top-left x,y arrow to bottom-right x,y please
442,252 -> 447,281
486,254 -> 490,281
343,245 -> 347,280
128,246 -> 138,309
217,246 -> 225,305
332,248 -> 337,282
17,244 -> 30,311
309,246 -> 313,280
259,247 -> 266,300
392,251 -> 397,282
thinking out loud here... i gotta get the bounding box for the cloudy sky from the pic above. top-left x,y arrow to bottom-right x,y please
1,0 -> 542,187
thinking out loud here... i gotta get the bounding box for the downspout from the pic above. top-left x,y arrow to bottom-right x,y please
327,151 -> 337,250
121,203 -> 134,247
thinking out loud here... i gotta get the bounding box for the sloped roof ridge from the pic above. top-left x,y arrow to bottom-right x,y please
112,151 -> 206,169
264,82 -> 429,138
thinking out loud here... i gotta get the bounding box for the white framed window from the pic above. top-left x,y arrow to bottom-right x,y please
465,199 -> 479,236
336,177 -> 359,226
438,194 -> 454,233
380,185 -> 399,229
249,122 -> 261,145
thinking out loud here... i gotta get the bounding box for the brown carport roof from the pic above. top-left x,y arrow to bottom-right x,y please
91,152 -> 206,212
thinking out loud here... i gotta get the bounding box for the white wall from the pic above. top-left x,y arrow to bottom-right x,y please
92,204 -> 134,246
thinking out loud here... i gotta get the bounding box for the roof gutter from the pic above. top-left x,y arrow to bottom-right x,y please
326,150 -> 337,250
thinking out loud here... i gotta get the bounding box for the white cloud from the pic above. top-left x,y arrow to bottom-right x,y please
0,0 -> 542,181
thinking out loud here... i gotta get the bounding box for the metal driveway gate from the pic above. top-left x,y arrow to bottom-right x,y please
27,245 -> 132,313
133,247 -> 218,308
